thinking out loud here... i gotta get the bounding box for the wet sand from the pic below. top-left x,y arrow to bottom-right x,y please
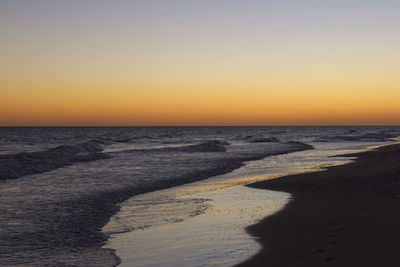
103,172 -> 291,267
238,143 -> 400,267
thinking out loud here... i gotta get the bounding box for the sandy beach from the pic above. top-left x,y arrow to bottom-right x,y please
238,143 -> 400,267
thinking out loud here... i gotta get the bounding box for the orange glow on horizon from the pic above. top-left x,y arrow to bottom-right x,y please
2,78 -> 400,126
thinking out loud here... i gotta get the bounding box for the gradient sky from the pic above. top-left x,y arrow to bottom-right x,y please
1,0 -> 400,126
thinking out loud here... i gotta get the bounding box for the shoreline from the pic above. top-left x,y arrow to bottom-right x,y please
104,175 -> 290,267
103,143 -> 368,266
238,143 -> 400,266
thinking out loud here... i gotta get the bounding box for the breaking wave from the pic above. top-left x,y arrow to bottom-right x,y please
0,140 -> 110,180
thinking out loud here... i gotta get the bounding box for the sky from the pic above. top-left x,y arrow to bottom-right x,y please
1,0 -> 400,126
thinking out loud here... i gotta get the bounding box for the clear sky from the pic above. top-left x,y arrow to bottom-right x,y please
1,0 -> 399,126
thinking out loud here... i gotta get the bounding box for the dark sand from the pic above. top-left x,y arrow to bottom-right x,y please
238,143 -> 400,267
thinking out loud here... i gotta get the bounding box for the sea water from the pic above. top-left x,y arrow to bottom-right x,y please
0,126 -> 399,266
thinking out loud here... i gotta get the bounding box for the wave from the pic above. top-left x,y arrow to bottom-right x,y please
170,140 -> 230,152
117,140 -> 231,153
268,130 -> 286,134
233,134 -> 280,143
246,136 -> 280,143
0,140 -> 110,180
0,138 -> 314,266
316,132 -> 397,142
101,138 -> 131,143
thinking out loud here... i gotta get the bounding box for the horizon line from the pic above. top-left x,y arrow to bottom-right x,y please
1,125 -> 399,128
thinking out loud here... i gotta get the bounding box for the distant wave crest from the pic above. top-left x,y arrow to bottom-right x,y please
316,132 -> 397,142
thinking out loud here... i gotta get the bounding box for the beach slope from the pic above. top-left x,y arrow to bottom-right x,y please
238,143 -> 400,267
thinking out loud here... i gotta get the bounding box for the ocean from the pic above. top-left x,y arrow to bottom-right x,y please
1,126 -> 399,266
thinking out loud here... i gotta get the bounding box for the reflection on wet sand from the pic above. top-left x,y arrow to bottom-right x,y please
103,144 -> 365,266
